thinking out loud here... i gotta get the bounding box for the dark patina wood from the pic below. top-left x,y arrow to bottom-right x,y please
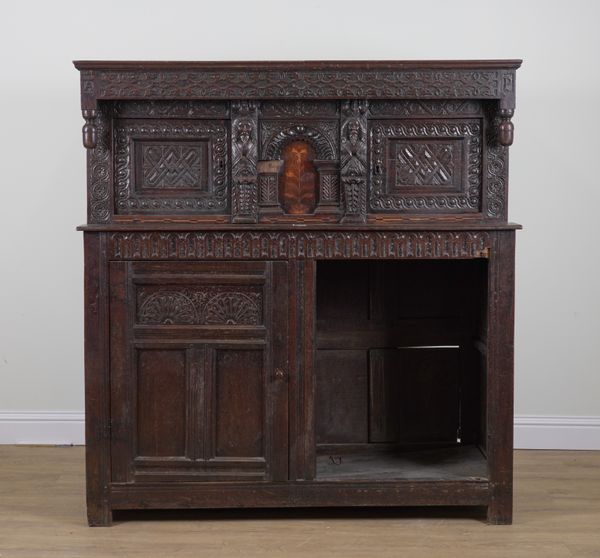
76,60 -> 521,526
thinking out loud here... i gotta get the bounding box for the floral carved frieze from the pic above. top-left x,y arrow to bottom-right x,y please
93,69 -> 514,101
110,231 -> 491,261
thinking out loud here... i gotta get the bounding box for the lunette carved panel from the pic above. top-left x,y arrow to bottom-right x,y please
137,286 -> 262,325
114,120 -> 228,213
110,231 -> 491,260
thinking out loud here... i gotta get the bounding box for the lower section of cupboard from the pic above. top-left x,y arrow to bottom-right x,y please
101,444 -> 510,525
83,230 -> 516,528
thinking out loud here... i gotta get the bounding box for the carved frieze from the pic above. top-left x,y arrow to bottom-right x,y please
137,286 -> 262,325
114,120 -> 228,213
110,231 -> 491,260
94,69 -> 514,101
369,120 -> 482,212
369,100 -> 483,118
261,100 -> 339,118
113,100 -> 229,118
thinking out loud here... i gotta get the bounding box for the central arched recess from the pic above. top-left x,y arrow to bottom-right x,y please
280,140 -> 318,215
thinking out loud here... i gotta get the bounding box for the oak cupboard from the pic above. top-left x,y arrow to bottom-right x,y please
75,60 -> 521,525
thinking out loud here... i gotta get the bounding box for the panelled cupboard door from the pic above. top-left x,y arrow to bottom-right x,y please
109,261 -> 288,483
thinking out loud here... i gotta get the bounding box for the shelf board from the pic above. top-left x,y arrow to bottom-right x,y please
316,445 -> 487,482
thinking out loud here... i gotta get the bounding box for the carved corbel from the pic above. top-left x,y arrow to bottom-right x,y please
82,109 -> 97,149
497,108 -> 514,147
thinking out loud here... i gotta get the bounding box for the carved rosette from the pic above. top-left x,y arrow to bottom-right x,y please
340,100 -> 368,222
231,101 -> 259,223
87,104 -> 111,223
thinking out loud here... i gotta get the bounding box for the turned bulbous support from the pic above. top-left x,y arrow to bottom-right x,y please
498,108 -> 514,147
82,109 -> 97,149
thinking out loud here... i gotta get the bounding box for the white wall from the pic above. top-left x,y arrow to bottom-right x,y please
1,0 -> 599,447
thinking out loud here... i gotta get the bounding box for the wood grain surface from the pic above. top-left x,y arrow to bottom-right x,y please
0,446 -> 598,557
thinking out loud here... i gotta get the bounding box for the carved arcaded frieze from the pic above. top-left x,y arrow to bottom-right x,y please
110,231 -> 491,261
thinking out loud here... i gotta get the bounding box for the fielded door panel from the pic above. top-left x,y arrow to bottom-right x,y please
109,261 -> 288,483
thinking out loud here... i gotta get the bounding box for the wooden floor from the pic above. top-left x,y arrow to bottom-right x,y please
1,447 -> 599,557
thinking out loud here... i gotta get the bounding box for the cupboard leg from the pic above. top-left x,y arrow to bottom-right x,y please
487,486 -> 513,524
87,503 -> 112,527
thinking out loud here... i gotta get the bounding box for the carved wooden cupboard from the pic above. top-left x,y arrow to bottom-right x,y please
75,60 -> 521,526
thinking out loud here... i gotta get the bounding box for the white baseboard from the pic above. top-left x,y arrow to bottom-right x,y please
1,412 -> 599,449
514,415 -> 600,450
0,412 -> 85,445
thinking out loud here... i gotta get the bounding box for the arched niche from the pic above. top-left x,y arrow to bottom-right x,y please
280,140 -> 318,215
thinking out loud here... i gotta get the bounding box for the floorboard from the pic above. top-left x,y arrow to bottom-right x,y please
0,446 -> 599,557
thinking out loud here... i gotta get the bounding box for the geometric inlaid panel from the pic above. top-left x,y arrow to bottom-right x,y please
114,119 -> 228,214
369,119 -> 482,213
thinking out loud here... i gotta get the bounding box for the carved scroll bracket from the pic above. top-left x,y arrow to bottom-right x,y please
340,100 -> 368,223
231,101 -> 259,223
82,109 -> 97,149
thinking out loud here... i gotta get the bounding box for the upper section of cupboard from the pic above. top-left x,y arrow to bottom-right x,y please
75,60 -> 521,226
